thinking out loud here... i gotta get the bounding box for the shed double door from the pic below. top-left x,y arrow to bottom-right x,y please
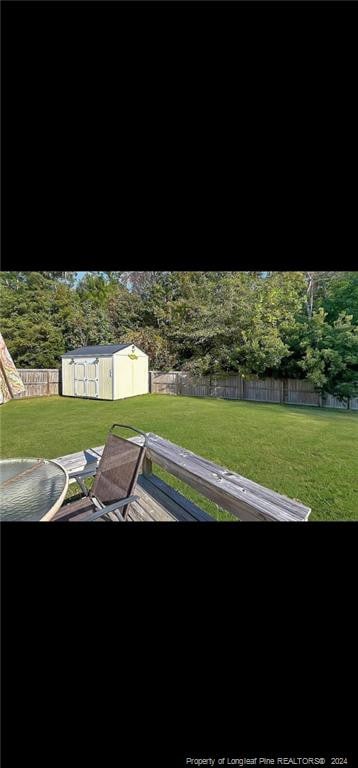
74,358 -> 99,398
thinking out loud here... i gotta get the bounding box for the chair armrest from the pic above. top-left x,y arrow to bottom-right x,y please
86,495 -> 139,521
69,465 -> 98,496
69,464 -> 98,480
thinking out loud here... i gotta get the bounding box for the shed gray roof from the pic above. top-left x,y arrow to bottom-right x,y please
62,344 -> 133,357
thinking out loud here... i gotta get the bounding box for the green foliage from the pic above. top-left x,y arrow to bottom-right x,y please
0,272 -> 65,367
120,327 -> 177,370
319,271 -> 358,323
107,284 -> 143,339
0,272 -> 118,366
148,272 -> 300,376
0,271 -> 357,400
299,309 -> 358,403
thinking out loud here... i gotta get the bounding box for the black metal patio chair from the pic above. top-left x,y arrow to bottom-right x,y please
53,425 -> 147,521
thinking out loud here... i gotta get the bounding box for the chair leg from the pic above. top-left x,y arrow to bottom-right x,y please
107,510 -> 125,522
77,478 -> 89,496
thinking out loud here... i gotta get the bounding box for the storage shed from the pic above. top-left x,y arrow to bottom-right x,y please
61,344 -> 148,400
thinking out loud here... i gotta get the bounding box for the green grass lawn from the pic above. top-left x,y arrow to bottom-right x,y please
1,394 -> 357,521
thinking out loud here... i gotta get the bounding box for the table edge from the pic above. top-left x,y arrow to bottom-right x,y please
40,460 -> 69,521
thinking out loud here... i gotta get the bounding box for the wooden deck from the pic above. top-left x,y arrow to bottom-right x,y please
51,477 -> 202,522
54,434 -> 311,522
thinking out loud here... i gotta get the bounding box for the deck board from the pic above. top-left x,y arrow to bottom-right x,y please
52,482 -> 177,522
129,482 -> 177,521
138,474 -> 214,522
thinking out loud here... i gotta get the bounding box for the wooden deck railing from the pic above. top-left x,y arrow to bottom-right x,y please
56,433 -> 311,522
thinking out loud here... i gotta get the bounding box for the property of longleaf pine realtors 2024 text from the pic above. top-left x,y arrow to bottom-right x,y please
186,760 -> 328,767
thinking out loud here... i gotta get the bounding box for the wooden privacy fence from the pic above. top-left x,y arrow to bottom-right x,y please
15,369 -> 61,399
10,368 -> 358,410
149,371 -> 358,410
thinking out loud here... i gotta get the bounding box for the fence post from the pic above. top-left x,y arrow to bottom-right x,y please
47,370 -> 50,396
142,453 -> 152,477
239,376 -> 243,400
282,379 -> 289,404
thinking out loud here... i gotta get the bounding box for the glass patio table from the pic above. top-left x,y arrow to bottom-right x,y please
0,458 -> 69,521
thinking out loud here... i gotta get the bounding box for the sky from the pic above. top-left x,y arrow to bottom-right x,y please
75,271 -> 86,282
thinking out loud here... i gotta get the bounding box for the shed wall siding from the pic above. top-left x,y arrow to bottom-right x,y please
114,354 -> 149,398
114,355 -> 131,399
133,355 -> 149,395
62,359 -> 74,396
98,357 -> 113,400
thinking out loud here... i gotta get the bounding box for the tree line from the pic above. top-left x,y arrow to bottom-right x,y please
1,270 -> 357,403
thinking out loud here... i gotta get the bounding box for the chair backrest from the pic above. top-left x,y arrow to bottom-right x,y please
92,425 -> 147,508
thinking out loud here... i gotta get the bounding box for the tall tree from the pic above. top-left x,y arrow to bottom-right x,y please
304,271 -> 341,318
299,309 -> 358,404
0,272 -> 65,367
318,271 -> 358,323
120,271 -> 167,297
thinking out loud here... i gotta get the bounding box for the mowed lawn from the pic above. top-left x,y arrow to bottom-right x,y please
1,394 -> 357,521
